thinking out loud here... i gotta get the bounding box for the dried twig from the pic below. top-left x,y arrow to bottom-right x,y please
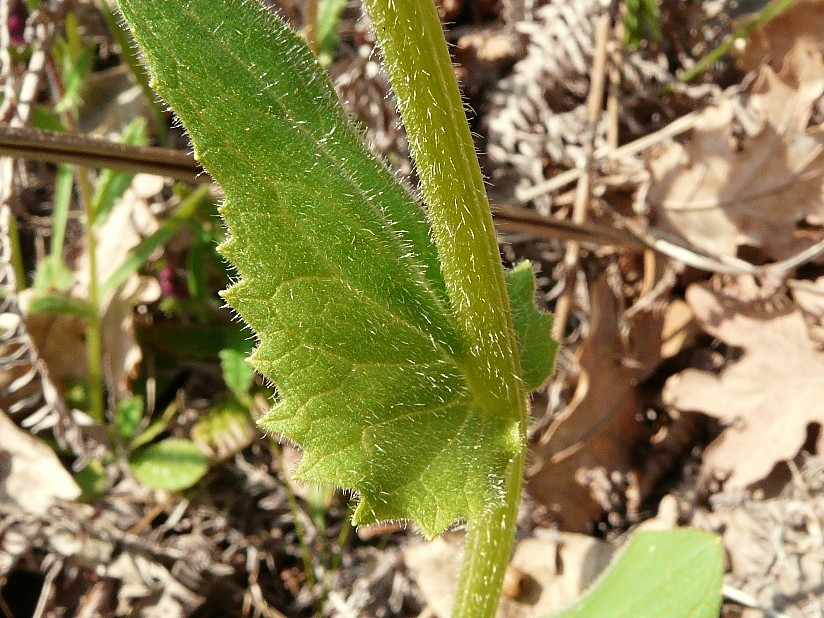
6,124 -> 820,280
552,15 -> 610,340
0,125 -> 204,183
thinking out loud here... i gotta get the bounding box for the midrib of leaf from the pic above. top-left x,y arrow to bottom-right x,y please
118,0 -> 522,537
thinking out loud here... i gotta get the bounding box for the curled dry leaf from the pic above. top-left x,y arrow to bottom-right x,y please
664,283 -> 824,488
647,42 -> 824,260
791,275 -> 824,319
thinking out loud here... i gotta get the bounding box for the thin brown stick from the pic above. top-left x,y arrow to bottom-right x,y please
10,124 -> 820,276
552,15 -> 611,341
5,116 -> 823,277
0,125 -> 205,183
492,203 -> 644,249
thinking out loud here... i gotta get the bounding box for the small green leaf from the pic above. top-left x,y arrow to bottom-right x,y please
623,0 -> 662,49
317,0 -> 347,66
129,401 -> 179,450
118,0 -> 520,538
32,262 -> 74,294
505,262 -> 557,391
114,395 -> 143,441
219,348 -> 255,400
129,438 -> 210,491
548,529 -> 724,618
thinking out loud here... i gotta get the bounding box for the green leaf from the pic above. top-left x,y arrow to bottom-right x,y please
548,529 -> 724,618
54,12 -> 94,115
317,0 -> 348,66
129,401 -> 179,450
219,348 -> 255,400
129,438 -> 210,491
623,0 -> 662,48
118,0 -> 520,538
114,395 -> 144,441
505,262 -> 557,391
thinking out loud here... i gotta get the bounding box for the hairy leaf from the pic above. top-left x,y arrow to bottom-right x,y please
505,262 -> 556,391
118,0 -> 530,537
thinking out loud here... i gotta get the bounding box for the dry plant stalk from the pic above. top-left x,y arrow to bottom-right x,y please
552,15 -> 610,341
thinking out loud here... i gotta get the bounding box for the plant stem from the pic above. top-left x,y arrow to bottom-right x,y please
362,0 -> 522,422
7,212 -> 26,292
453,445 -> 525,617
362,1 -> 527,615
305,0 -> 319,54
77,165 -> 105,422
271,439 -> 317,592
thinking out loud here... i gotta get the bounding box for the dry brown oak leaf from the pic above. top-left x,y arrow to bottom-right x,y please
526,274 -> 660,531
664,283 -> 824,488
647,42 -> 824,260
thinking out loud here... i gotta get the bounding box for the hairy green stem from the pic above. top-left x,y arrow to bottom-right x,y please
453,445 -> 525,617
362,0 -> 527,615
362,0 -> 522,422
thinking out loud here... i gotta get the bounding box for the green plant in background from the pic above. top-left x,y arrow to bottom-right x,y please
116,0 -> 724,616
315,0 -> 348,66
551,529 -> 723,618
623,0 -> 661,48
4,2 -> 255,498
